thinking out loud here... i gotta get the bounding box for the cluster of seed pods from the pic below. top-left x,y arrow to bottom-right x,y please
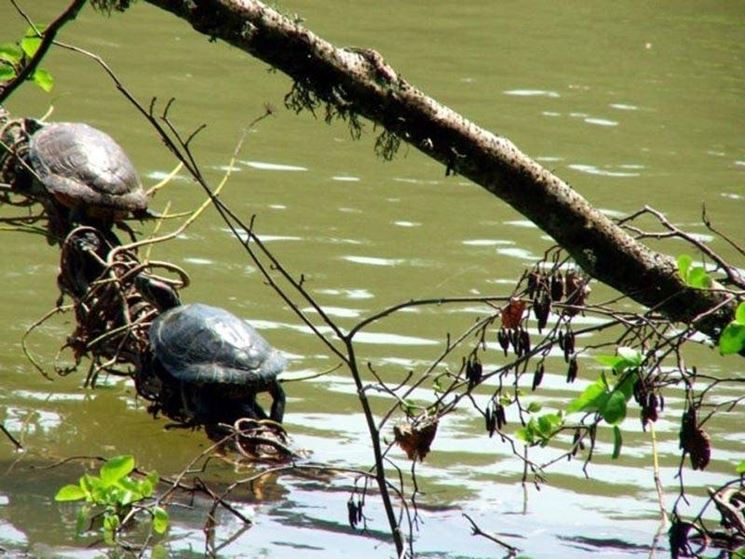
633,375 -> 664,428
347,497 -> 364,528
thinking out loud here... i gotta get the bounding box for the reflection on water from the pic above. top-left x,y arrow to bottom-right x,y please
1,0 -> 744,557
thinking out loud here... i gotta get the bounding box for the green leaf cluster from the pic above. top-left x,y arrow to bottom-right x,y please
677,254 -> 712,289
515,412 -> 563,446
55,455 -> 167,544
719,302 -> 745,356
564,348 -> 641,459
0,26 -> 54,92
567,348 -> 640,424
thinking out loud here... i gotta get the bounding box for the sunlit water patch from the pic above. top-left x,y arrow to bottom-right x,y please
181,256 -> 214,265
301,306 -> 363,318
144,170 -> 190,182
583,117 -> 619,127
609,103 -> 639,111
504,219 -> 538,229
568,164 -> 641,177
315,288 -> 375,300
462,239 -> 514,246
342,255 -> 405,266
240,160 -> 308,171
496,246 -> 540,261
503,89 -> 561,98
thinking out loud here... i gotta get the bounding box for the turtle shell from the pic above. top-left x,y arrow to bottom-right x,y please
28,122 -> 147,217
149,303 -> 286,387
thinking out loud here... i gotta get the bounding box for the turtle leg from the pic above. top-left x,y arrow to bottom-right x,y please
268,382 -> 286,423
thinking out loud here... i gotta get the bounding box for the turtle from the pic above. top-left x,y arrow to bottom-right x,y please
27,121 -> 149,238
148,303 -> 287,426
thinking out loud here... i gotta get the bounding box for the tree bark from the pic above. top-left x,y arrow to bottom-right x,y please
142,0 -> 737,341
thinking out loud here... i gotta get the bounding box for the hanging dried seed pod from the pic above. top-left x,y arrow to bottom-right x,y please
485,402 -> 496,436
356,500 -> 363,524
467,357 -> 483,390
566,355 -> 578,383
563,329 -> 575,363
679,407 -> 711,471
495,403 -> 507,429
497,328 -> 510,356
550,272 -> 565,302
571,428 -> 582,457
510,328 -> 521,356
533,293 -> 551,332
558,330 -> 565,351
348,499 -> 359,528
532,363 -> 545,391
519,328 -> 531,355
564,271 -> 591,316
527,270 -> 539,298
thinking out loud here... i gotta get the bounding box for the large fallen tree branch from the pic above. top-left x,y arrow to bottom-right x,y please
139,0 -> 739,341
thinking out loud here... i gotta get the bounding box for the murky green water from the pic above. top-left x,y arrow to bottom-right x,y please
1,1 -> 744,557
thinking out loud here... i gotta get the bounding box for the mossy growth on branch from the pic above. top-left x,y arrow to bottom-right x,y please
90,0 -> 136,15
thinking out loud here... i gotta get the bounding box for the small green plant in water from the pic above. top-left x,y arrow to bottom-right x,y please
55,454 -> 168,545
0,27 -> 54,93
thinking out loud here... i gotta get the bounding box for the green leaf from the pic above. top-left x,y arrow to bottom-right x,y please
687,266 -> 712,289
55,484 -> 87,502
0,65 -> 16,81
612,425 -> 622,459
736,302 -> 745,324
20,27 -> 44,57
733,546 -> 745,559
736,459 -> 745,475
601,390 -> 628,425
514,425 -> 534,445
0,44 -> 22,63
677,254 -> 692,281
594,354 -> 623,368
31,68 -> 53,92
151,545 -> 169,559
75,505 -> 90,534
79,474 -> 97,500
615,371 -> 637,400
526,401 -> 542,413
719,323 -> 745,355
152,506 -> 169,534
100,455 -> 135,486
567,378 -> 608,414
536,412 -> 562,435
616,346 -> 641,364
